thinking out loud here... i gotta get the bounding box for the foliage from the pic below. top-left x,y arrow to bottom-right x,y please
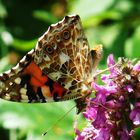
0,0 -> 140,139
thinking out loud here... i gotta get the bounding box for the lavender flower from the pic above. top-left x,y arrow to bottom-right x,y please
74,54 -> 140,140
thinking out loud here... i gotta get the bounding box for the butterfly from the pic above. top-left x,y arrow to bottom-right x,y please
0,15 -> 102,113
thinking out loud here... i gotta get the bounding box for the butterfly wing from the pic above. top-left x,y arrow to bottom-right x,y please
0,15 -> 102,103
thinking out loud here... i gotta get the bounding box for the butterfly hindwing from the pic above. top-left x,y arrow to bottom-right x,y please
0,50 -> 67,102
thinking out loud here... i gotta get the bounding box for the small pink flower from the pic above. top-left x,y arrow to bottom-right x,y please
133,61 -> 140,71
125,85 -> 133,93
130,107 -> 140,126
107,54 -> 116,74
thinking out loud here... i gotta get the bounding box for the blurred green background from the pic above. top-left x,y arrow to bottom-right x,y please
0,0 -> 140,139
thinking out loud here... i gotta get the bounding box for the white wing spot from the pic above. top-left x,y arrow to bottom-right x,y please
6,87 -> 9,91
12,63 -> 19,70
49,72 -> 61,80
20,88 -> 27,95
20,56 -> 26,63
9,82 -> 13,86
4,94 -> 10,100
44,55 -> 51,61
4,70 -> 11,74
21,95 -> 28,100
0,81 -> 5,88
59,52 -> 70,65
14,77 -> 21,84
24,84 -> 27,88
65,82 -> 72,89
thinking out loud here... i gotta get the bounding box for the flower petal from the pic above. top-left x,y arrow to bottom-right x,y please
133,61 -> 140,71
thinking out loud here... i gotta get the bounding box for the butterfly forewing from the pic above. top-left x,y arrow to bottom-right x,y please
34,15 -> 94,100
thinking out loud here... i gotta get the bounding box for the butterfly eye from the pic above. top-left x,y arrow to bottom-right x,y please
55,34 -> 61,42
63,30 -> 70,40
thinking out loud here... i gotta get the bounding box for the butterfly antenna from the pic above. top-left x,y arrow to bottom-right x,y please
42,105 -> 76,136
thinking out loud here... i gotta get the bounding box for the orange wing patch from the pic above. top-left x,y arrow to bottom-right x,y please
24,61 -> 48,87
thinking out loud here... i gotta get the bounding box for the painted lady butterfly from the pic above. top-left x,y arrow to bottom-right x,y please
0,15 -> 102,113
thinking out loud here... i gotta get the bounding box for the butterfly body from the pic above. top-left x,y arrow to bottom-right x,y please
0,15 -> 102,112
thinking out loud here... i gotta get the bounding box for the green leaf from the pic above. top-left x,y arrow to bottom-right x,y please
0,2 -> 7,18
82,10 -> 122,27
125,26 -> 140,58
0,100 -> 77,140
33,10 -> 58,23
12,38 -> 37,51
70,0 -> 115,19
0,56 -> 12,73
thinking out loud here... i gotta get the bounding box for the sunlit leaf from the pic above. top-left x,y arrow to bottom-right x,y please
33,10 -> 58,23
12,38 -> 37,51
70,0 -> 115,19
82,10 -> 122,27
125,26 -> 140,58
0,100 -> 77,140
0,2 -> 7,18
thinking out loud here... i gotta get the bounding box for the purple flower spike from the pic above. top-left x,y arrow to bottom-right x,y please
130,107 -> 140,126
75,125 -> 98,140
107,54 -> 116,74
118,128 -> 130,140
125,85 -> 133,93
92,83 -> 117,95
83,106 -> 97,120
95,128 -> 110,140
92,107 -> 107,128
74,55 -> 140,140
107,54 -> 115,66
